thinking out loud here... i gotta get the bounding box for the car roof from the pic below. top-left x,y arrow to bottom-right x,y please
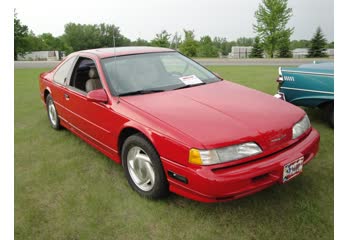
78,46 -> 175,58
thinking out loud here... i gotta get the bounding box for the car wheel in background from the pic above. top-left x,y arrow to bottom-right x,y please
122,133 -> 169,199
329,102 -> 334,128
46,94 -> 61,130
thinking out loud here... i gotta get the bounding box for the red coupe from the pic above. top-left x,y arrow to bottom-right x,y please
39,47 -> 320,202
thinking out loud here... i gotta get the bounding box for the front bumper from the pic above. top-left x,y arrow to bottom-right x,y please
161,128 -> 320,202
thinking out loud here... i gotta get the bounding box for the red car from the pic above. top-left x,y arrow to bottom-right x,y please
39,47 -> 320,202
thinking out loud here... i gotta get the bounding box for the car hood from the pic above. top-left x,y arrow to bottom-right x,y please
120,80 -> 305,152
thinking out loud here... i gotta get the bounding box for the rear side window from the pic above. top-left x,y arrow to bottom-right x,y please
53,57 -> 76,84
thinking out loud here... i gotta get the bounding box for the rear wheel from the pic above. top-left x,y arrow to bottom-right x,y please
322,101 -> 334,128
122,133 -> 169,199
46,94 -> 61,130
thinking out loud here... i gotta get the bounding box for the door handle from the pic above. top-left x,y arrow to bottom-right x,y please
64,93 -> 70,100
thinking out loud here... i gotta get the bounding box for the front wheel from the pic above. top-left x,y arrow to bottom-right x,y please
46,94 -> 61,130
122,134 -> 169,199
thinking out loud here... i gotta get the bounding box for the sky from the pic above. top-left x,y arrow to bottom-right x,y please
15,0 -> 334,42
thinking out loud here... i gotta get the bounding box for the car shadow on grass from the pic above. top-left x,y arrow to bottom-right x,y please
303,107 -> 332,129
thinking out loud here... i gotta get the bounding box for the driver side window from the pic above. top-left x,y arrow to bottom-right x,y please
69,57 -> 103,93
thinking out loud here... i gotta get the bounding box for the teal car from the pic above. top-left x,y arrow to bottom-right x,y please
274,62 -> 334,127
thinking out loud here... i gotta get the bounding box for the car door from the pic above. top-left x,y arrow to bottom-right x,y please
50,56 -> 78,125
62,55 -> 121,156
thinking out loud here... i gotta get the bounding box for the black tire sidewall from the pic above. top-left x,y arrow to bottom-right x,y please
46,94 -> 60,130
329,102 -> 334,128
121,134 -> 169,199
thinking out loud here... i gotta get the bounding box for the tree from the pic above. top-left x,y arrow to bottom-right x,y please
253,0 -> 293,58
277,31 -> 292,58
98,23 -> 129,47
169,32 -> 182,49
250,36 -> 264,58
197,36 -> 218,57
307,27 -> 328,57
58,36 -> 73,54
213,37 -> 225,55
213,37 -> 235,56
14,11 -> 29,60
328,41 -> 334,49
24,31 -> 46,51
62,23 -> 129,52
290,39 -> 311,49
119,36 -> 131,46
38,33 -> 65,50
131,38 -> 150,46
63,23 -> 99,51
151,30 -> 171,48
179,30 -> 198,57
236,37 -> 254,46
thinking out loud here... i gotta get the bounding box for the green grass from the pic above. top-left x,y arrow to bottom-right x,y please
15,66 -> 333,240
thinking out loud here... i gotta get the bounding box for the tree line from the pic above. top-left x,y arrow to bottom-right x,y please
250,0 -> 332,58
14,0 -> 333,60
14,17 -> 259,60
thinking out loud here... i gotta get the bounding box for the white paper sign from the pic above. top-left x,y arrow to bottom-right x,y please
179,75 -> 203,85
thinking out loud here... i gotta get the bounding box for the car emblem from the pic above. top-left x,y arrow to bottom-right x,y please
271,134 -> 287,142
283,76 -> 295,81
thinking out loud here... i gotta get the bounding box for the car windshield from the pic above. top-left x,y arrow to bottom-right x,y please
101,52 -> 221,96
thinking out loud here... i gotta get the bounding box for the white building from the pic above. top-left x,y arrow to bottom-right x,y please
292,48 -> 334,58
292,48 -> 309,58
17,51 -> 62,61
228,46 -> 253,59
326,49 -> 334,57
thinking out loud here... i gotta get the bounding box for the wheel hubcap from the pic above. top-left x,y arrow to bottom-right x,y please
127,146 -> 155,191
48,100 -> 57,126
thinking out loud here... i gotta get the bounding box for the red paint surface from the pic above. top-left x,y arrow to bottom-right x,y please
39,47 -> 320,202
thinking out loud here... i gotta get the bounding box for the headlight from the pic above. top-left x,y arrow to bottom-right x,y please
189,142 -> 262,165
292,115 -> 311,139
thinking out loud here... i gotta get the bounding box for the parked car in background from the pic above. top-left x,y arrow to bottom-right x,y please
39,47 -> 320,202
274,62 -> 334,127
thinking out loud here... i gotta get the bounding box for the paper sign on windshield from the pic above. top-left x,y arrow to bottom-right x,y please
179,75 -> 203,85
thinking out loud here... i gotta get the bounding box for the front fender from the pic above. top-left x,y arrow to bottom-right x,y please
119,121 -> 191,166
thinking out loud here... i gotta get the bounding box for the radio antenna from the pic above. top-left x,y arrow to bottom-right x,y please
113,29 -> 120,103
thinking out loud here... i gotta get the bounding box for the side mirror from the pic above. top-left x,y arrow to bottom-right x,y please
87,89 -> 108,103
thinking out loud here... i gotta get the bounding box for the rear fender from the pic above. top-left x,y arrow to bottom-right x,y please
289,95 -> 333,107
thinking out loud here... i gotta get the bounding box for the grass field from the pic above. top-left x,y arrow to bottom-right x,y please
15,66 -> 333,240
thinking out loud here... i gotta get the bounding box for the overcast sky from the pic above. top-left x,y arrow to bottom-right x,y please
16,0 -> 334,42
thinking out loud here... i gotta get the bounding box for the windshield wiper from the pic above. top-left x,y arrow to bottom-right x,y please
172,82 -> 206,91
118,89 -> 165,96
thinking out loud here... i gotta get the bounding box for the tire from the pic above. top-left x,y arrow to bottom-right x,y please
122,133 -> 169,199
46,94 -> 61,130
329,102 -> 334,128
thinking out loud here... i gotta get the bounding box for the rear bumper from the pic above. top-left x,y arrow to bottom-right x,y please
274,92 -> 285,100
161,128 -> 320,202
